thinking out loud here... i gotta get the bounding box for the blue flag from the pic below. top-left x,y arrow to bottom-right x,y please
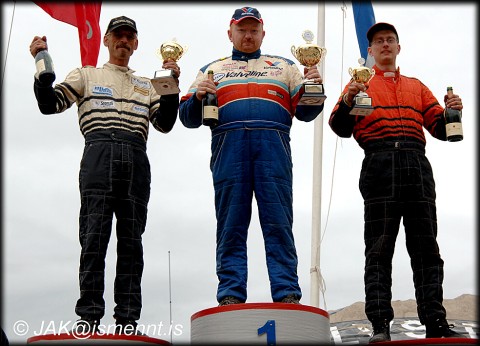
352,1 -> 375,67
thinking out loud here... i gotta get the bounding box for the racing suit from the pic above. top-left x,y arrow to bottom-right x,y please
33,62 -> 179,321
179,48 -> 323,303
329,66 -> 449,325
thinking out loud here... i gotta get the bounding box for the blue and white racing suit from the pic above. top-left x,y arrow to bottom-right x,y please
179,48 -> 323,303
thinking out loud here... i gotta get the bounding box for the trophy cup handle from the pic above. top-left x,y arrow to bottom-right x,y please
321,47 -> 327,58
348,67 -> 353,77
291,45 -> 297,58
182,44 -> 189,57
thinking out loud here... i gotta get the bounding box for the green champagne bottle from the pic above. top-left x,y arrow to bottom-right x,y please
444,86 -> 463,142
35,49 -> 56,85
202,70 -> 219,127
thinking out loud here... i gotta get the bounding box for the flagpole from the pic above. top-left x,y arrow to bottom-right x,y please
168,250 -> 173,344
310,1 -> 325,309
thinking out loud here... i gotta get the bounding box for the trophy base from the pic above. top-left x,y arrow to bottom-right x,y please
349,106 -> 374,116
151,70 -> 179,95
349,96 -> 373,116
299,83 -> 326,106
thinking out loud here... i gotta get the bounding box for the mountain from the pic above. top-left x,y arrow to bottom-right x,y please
328,294 -> 478,343
329,293 -> 478,323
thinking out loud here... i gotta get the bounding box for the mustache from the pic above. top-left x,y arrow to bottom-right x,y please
116,44 -> 130,50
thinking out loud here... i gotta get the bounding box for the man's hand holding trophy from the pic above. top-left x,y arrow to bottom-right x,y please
347,58 -> 376,116
151,39 -> 187,95
291,30 -> 327,106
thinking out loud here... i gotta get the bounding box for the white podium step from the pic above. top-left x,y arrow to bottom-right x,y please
365,338 -> 477,345
191,302 -> 330,344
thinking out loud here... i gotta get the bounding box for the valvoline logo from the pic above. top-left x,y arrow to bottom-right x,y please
264,61 -> 280,67
264,61 -> 282,70
241,7 -> 255,14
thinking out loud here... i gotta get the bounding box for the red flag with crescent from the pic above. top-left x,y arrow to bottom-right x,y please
34,2 -> 102,67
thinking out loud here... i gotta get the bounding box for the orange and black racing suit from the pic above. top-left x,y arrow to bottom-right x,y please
329,65 -> 449,325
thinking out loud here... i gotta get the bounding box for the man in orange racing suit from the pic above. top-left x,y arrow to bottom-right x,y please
329,22 -> 464,343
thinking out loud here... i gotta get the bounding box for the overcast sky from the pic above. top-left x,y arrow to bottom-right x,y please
2,2 -> 476,344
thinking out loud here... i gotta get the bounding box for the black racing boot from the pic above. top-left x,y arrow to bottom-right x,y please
71,319 -> 100,334
425,318 -> 463,338
369,319 -> 391,343
115,318 -> 144,336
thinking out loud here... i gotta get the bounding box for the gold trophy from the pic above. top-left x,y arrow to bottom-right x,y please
151,39 -> 188,95
348,58 -> 375,116
291,30 -> 327,105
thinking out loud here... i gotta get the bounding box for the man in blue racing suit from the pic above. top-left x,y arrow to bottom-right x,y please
179,7 -> 324,306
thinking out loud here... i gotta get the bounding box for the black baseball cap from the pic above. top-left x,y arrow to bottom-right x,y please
106,16 -> 137,34
366,22 -> 398,44
230,7 -> 263,25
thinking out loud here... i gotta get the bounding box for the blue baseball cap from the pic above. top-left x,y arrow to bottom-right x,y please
230,7 -> 263,25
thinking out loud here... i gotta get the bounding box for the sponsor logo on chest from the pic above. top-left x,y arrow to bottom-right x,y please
131,77 -> 151,89
133,105 -> 149,115
92,86 -> 113,97
92,99 -> 115,108
131,77 -> 150,96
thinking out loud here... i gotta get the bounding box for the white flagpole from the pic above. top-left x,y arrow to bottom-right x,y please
310,1 -> 325,309
168,251 -> 173,344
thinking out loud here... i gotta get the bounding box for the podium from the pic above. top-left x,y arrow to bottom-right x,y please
191,303 -> 330,344
364,338 -> 477,345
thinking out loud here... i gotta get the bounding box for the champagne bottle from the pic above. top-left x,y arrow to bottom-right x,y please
202,70 -> 219,127
444,86 -> 463,142
35,48 -> 56,85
